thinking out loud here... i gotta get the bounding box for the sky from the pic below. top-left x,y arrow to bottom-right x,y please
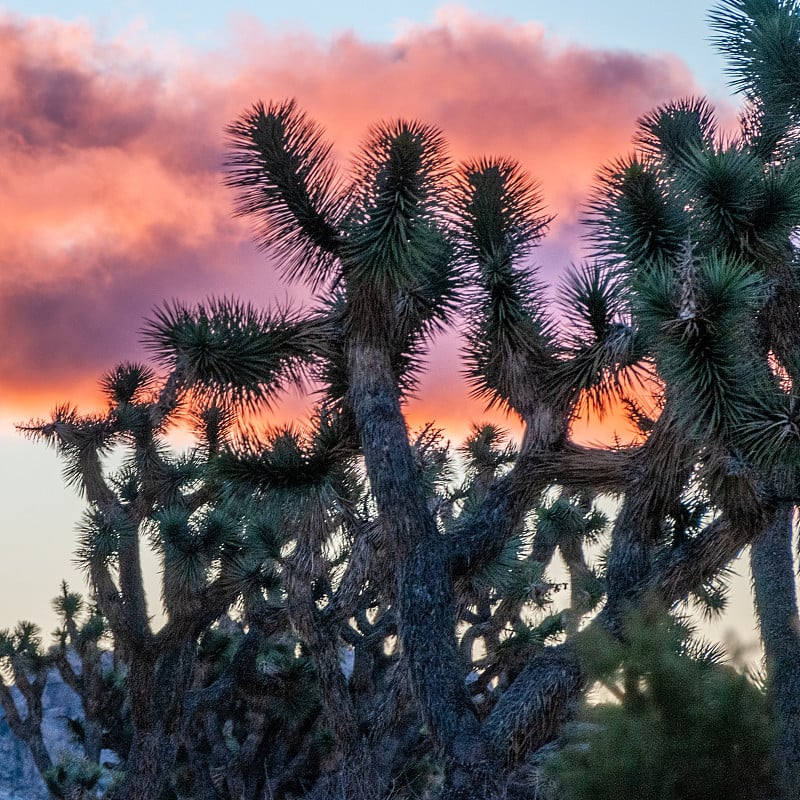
0,1 -> 758,643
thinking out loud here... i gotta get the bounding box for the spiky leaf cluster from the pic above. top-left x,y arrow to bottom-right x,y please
589,156 -> 688,271
535,496 -> 608,551
454,158 -> 558,414
156,505 -> 242,606
225,99 -> 342,288
459,424 -> 517,477
100,362 -> 157,406
45,753 -> 102,800
143,298 -> 317,410
710,0 -> 800,125
634,252 -> 771,436
75,508 -> 128,574
635,97 -> 719,172
344,120 -> 452,296
19,405 -> 118,494
558,262 -> 647,412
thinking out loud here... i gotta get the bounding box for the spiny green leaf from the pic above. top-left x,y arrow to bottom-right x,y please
190,403 -> 236,455
557,262 -> 649,414
634,252 -> 769,437
52,581 -> 83,622
738,390 -> 800,468
455,157 -> 551,273
100,362 -> 157,406
225,98 -> 343,288
218,423 -> 344,495
710,0 -> 800,115
458,423 -> 517,478
750,161 -> 800,252
142,298 -> 318,411
75,507 -> 129,572
18,406 -> 119,495
456,158 -> 560,412
587,155 -> 687,272
635,97 -> 718,171
343,119 -> 452,297
676,145 -> 763,254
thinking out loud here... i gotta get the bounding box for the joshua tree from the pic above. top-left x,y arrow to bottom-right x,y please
18,1 -> 800,797
211,1 -> 800,789
708,4 -> 800,794
207,102 -> 637,795
0,622 -> 56,787
21,368 -> 599,799
0,588 -> 128,799
19,364 -> 276,799
578,2 -> 800,794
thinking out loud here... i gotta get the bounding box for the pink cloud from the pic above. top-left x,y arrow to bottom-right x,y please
0,9 -> 704,436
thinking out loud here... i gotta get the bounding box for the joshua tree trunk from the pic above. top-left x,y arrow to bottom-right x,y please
118,657 -> 170,800
751,501 -> 800,799
120,728 -> 170,800
347,338 -> 494,794
117,644 -> 195,800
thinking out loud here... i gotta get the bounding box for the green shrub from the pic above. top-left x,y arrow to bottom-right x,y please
547,610 -> 775,800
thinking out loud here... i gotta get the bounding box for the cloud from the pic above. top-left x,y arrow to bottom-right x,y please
0,9 -> 703,434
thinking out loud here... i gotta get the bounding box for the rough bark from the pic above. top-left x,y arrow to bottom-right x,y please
483,409 -> 701,762
119,726 -> 171,800
484,643 -> 583,765
347,339 -> 492,792
116,643 -> 195,800
751,502 -> 800,799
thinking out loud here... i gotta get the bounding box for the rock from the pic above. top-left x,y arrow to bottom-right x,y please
0,667 -> 86,800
